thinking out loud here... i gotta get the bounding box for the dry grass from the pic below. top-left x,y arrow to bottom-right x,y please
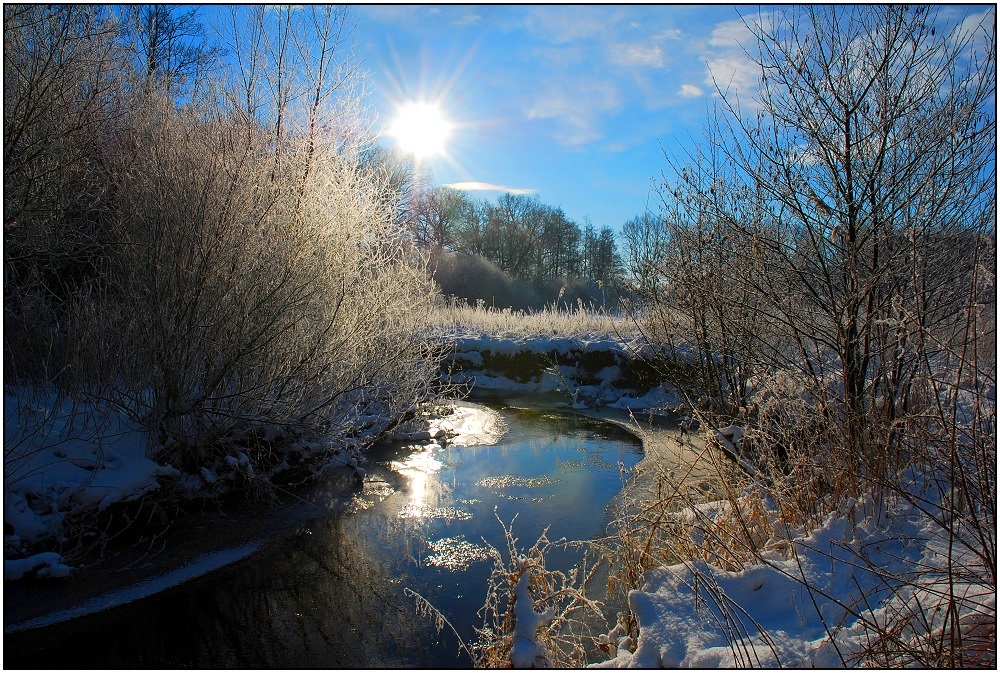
598,361 -> 996,667
408,512 -> 608,668
423,296 -> 638,342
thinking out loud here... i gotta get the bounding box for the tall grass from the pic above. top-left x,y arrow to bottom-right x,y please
423,296 -> 638,342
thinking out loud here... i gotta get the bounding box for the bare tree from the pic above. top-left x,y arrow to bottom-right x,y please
620,8 -> 996,664
714,5 -> 993,462
408,185 -> 475,251
118,5 -> 218,98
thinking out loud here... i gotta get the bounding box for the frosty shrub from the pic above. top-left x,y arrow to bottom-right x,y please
617,5 -> 995,666
5,5 -> 444,481
97,100 -> 439,470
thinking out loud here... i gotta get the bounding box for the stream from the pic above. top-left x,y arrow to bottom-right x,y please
5,400 -> 646,668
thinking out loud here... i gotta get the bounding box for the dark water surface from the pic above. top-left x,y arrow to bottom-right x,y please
5,402 -> 642,668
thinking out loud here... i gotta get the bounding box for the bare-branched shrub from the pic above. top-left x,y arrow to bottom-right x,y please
409,513 -> 607,668
5,4 -> 446,506
617,6 -> 995,666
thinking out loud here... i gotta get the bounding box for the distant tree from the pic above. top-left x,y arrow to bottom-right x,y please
484,193 -> 547,277
538,207 -> 581,279
118,5 -> 219,98
409,186 -> 476,251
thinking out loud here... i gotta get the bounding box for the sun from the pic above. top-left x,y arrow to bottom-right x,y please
388,101 -> 451,160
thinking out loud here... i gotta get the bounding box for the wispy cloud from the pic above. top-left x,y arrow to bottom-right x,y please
708,17 -> 756,48
678,83 -> 703,98
702,16 -> 765,96
444,181 -> 537,195
610,43 -> 664,68
951,8 -> 995,52
704,54 -> 760,94
654,28 -> 683,41
526,80 -> 621,146
452,12 -> 482,28
523,6 -> 614,44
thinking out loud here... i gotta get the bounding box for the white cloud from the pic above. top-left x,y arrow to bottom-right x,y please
444,181 -> 536,195
453,12 -> 482,27
610,44 -> 665,68
705,54 -> 760,95
654,28 -> 683,41
708,17 -> 756,48
526,80 -> 621,147
951,8 -> 995,52
677,83 -> 703,98
700,14 -> 767,97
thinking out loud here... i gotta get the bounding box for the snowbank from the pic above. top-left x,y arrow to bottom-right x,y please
597,470 -> 995,668
4,391 -> 172,551
442,333 -> 681,411
426,402 -> 505,447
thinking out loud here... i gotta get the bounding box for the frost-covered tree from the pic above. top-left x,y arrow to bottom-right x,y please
633,5 -> 995,461
723,5 -> 995,462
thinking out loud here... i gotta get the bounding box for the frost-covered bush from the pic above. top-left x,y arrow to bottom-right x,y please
93,100 -> 441,470
4,5 -> 444,487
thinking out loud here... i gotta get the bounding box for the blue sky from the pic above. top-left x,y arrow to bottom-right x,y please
352,4 -> 753,231
201,4 -> 991,234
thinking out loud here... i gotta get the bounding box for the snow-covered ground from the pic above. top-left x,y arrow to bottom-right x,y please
4,390 -> 182,578
7,335 -> 992,668
596,469 -> 995,668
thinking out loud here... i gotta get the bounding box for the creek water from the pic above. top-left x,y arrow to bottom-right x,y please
5,401 -> 643,668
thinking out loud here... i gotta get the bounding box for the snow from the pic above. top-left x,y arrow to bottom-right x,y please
427,403 -> 504,447
4,552 -> 71,581
4,390 -> 167,550
510,556 -> 555,668
596,469 -> 995,668
4,543 -> 262,633
608,385 -> 680,411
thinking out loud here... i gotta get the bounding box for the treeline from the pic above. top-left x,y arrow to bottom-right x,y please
405,186 -> 624,310
5,5 -> 441,477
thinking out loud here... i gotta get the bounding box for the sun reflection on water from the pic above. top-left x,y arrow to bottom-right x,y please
390,446 -> 445,508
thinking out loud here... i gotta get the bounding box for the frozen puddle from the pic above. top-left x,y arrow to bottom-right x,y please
4,543 -> 260,634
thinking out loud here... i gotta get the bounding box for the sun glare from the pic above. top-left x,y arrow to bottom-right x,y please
388,102 -> 451,160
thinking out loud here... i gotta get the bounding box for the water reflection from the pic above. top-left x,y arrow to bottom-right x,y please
424,535 -> 491,571
5,404 -> 643,669
5,514 -> 468,668
389,446 -> 444,510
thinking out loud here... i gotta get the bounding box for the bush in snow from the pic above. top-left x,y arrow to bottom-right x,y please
4,5 -> 446,550
5,6 -> 444,461
610,6 -> 995,666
